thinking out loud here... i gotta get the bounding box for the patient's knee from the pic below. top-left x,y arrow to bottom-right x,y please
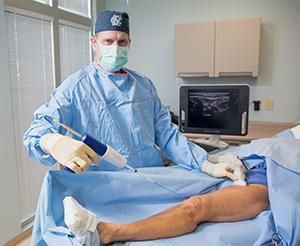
246,184 -> 269,216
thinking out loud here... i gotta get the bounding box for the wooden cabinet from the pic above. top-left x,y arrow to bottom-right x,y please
175,17 -> 261,77
215,18 -> 261,77
175,22 -> 215,77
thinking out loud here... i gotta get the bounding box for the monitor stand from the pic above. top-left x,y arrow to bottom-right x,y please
191,135 -> 229,150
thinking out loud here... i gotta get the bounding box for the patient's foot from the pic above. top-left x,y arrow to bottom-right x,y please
63,196 -> 97,243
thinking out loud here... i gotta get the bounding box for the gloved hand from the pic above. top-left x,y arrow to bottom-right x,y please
291,125 -> 300,139
201,153 -> 247,185
40,133 -> 99,173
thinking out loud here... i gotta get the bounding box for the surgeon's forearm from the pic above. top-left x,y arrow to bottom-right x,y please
98,184 -> 269,243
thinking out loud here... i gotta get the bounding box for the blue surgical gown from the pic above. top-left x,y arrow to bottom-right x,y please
23,64 -> 207,171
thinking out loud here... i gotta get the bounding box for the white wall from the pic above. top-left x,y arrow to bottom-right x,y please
104,0 -> 300,123
0,0 -> 21,243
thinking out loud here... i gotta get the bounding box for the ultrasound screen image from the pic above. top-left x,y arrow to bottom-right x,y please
188,89 -> 239,130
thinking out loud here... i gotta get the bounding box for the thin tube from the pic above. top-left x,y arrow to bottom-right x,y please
125,164 -> 186,200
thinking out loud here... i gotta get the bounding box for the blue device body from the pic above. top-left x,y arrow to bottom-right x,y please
81,134 -> 108,156
64,134 -> 108,173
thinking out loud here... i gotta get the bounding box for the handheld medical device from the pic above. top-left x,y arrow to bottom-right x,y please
55,120 -> 128,169
44,117 -> 186,200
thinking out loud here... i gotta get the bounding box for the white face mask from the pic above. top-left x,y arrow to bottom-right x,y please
98,44 -> 128,72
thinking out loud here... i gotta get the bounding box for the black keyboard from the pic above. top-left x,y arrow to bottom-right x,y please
191,141 -> 219,153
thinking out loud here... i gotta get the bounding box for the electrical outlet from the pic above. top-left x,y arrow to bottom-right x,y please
253,100 -> 261,111
265,98 -> 274,110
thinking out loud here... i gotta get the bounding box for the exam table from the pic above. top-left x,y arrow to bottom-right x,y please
32,136 -> 300,246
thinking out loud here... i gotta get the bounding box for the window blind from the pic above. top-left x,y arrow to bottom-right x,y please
59,22 -> 91,81
5,9 -> 55,222
58,0 -> 91,18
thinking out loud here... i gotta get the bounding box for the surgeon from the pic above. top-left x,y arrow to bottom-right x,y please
24,10 -> 269,244
24,10 -> 234,176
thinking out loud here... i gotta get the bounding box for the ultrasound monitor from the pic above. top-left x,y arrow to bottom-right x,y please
179,84 -> 249,149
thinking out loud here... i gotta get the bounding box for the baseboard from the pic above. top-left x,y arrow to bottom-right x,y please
21,214 -> 35,230
3,227 -> 32,246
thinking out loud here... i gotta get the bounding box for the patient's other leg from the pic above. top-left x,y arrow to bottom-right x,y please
98,184 -> 268,244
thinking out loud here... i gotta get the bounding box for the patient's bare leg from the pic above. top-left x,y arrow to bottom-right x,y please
98,184 -> 268,244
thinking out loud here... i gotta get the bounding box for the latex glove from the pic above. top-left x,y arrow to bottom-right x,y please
291,125 -> 300,139
40,133 -> 99,173
202,153 -> 247,185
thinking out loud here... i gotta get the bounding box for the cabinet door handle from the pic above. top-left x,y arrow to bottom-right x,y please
216,72 -> 256,77
177,72 -> 210,77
